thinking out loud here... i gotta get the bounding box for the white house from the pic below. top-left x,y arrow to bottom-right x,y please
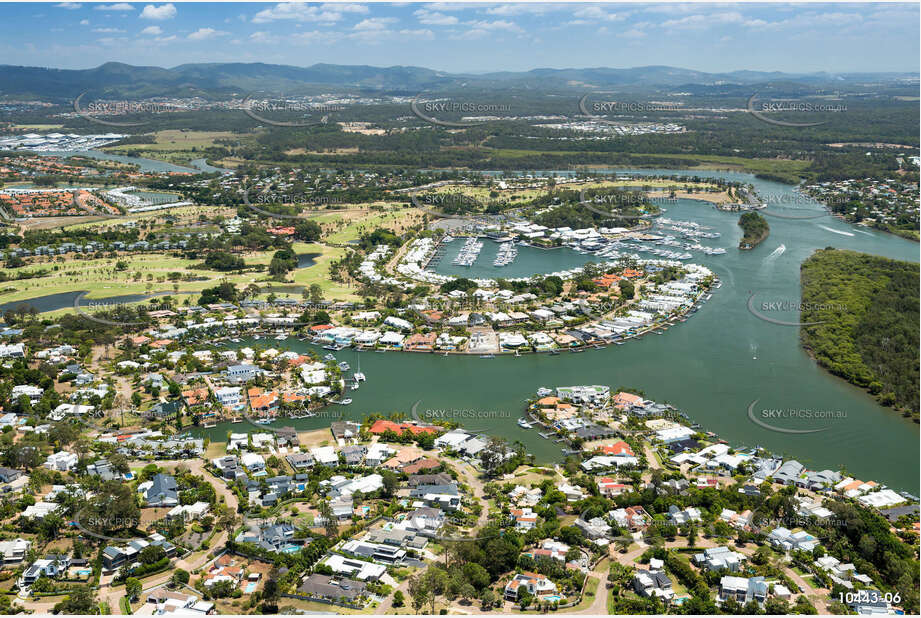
44,451 -> 79,472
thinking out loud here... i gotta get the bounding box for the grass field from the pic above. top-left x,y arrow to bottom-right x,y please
103,129 -> 248,165
12,123 -> 64,130
2,239 -> 359,316
106,129 -> 241,152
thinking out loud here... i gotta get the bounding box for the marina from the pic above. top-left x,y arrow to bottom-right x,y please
186,168 -> 919,492
451,236 -> 485,266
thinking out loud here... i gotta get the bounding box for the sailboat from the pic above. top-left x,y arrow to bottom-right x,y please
353,354 -> 366,382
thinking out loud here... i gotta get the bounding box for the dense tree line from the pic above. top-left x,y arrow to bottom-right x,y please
800,249 -> 919,417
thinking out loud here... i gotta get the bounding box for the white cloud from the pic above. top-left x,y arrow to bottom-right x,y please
140,3 -> 176,20
321,3 -> 368,14
248,31 -> 277,44
79,18 -> 89,25
93,27 -> 125,33
414,9 -> 458,26
423,3 -> 484,12
572,6 -> 623,22
465,19 -> 522,33
398,28 -> 434,40
55,3 -> 82,9
485,4 -> 563,16
188,27 -> 227,40
140,25 -> 162,35
291,30 -> 343,44
660,11 -> 769,30
94,3 -> 134,10
620,26 -> 648,39
353,17 -> 397,30
451,28 -> 488,40
252,3 -> 343,24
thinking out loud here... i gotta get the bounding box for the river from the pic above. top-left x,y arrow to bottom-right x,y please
7,164 -> 915,490
186,169 -> 919,492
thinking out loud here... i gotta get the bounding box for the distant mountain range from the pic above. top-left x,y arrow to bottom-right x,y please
0,61 -> 915,101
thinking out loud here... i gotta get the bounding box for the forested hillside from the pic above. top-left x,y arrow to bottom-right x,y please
800,248 -> 920,419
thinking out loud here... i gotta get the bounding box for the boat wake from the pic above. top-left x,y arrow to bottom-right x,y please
817,224 -> 855,237
766,244 -> 786,259
853,228 -> 874,237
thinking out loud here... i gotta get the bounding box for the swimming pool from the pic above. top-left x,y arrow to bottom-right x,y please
244,582 -> 258,593
541,595 -> 564,603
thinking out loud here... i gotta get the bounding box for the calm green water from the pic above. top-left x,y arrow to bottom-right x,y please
433,240 -> 601,279
188,169 -> 919,492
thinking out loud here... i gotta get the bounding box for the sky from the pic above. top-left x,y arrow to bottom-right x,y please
2,2 -> 918,74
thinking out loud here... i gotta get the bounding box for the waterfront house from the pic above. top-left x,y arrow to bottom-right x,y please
772,460 -> 805,486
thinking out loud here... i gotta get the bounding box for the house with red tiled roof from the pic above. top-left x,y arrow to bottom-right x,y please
404,332 -> 436,352
368,420 -> 439,437
382,446 -> 425,471
504,571 -> 557,601
612,392 -> 643,410
182,388 -> 210,407
403,458 -> 441,475
592,273 -> 621,289
510,508 -> 538,531
597,477 -> 629,497
599,441 -> 635,457
249,388 -> 279,414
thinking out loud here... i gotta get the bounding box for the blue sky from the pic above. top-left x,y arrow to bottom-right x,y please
4,2 -> 919,73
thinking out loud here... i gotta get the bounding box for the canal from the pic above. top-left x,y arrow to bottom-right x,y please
189,169 -> 919,492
